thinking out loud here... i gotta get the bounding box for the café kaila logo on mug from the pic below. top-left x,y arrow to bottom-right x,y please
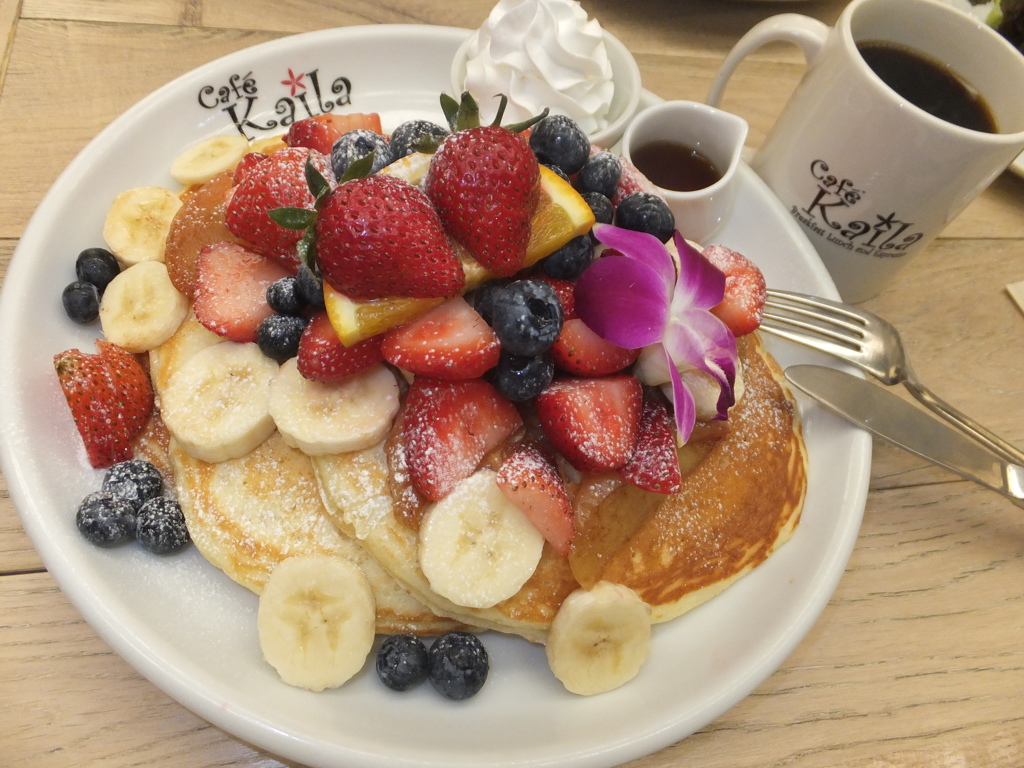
794,160 -> 922,259
707,0 -> 1024,303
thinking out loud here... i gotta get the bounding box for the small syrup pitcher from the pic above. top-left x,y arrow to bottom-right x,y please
621,100 -> 748,244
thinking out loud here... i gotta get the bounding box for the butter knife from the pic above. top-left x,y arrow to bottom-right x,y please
786,364 -> 1024,507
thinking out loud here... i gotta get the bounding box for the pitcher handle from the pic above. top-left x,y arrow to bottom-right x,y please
707,14 -> 830,108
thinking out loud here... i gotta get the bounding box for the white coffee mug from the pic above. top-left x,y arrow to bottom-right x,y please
707,0 -> 1024,303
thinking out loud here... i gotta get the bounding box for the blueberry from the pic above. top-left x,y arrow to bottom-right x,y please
542,235 -> 594,280
136,497 -> 190,554
576,151 -> 621,199
296,263 -> 325,310
615,192 -> 676,243
266,276 -> 306,316
542,162 -> 571,183
376,634 -> 429,691
472,278 -> 512,326
331,129 -> 394,177
529,114 -> 590,175
75,247 -> 120,294
102,459 -> 164,511
581,191 -> 614,224
491,350 -> 555,402
427,631 -> 489,700
490,280 -> 564,356
257,314 -> 308,362
389,119 -> 450,158
62,281 -> 100,324
76,491 -> 136,547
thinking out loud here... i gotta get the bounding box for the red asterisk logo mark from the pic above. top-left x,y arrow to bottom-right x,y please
281,68 -> 306,96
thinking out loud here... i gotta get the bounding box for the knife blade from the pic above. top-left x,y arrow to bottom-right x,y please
785,364 -> 1024,507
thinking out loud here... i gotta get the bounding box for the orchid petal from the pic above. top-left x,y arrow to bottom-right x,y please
575,253 -> 671,349
593,224 -> 677,289
662,344 -> 696,442
663,310 -> 738,420
674,232 -> 726,311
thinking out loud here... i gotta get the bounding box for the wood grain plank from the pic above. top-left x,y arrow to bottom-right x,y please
0,19 -> 282,239
0,237 -> 46,575
22,0 -> 192,26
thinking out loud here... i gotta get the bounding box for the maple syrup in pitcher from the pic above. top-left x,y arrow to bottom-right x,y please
629,140 -> 722,192
857,41 -> 997,133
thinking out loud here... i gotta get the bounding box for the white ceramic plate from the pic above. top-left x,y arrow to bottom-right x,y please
0,25 -> 871,768
1012,152 -> 1024,178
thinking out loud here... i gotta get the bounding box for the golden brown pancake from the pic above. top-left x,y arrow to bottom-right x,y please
577,333 -> 807,622
143,315 -> 463,635
314,331 -> 807,640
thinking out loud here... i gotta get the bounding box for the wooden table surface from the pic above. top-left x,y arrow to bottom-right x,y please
2,1 -> 1023,766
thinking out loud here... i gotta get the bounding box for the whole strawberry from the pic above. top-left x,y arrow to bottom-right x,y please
315,173 -> 464,300
54,341 -> 154,468
426,124 -> 540,277
225,146 -> 333,271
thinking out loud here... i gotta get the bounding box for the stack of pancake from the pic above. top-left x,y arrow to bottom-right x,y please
141,313 -> 808,643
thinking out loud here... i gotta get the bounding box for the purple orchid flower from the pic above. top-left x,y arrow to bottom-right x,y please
574,224 -> 738,443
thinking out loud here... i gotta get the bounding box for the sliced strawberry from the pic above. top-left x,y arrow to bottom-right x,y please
285,113 -> 384,155
193,241 -> 292,343
286,115 -> 342,156
54,343 -> 154,469
232,151 -> 270,185
535,374 -> 643,473
701,244 -> 766,337
611,156 -> 658,207
165,170 -> 244,301
619,396 -> 682,494
404,378 -> 523,501
381,297 -> 500,379
97,341 -> 155,442
496,444 -> 574,557
551,318 -> 639,376
296,312 -> 384,383
287,113 -> 385,154
316,173 -> 464,300
532,275 -> 577,319
224,146 -> 332,269
426,124 -> 540,277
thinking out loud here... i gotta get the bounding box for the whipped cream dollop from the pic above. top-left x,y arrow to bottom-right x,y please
461,0 -> 615,135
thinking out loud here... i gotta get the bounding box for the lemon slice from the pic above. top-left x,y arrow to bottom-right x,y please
325,165 -> 595,346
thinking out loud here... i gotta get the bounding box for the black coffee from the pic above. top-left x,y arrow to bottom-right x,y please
857,41 -> 997,133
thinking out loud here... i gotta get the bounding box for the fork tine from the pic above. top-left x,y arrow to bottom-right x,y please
761,289 -> 868,348
764,289 -> 866,324
759,316 -> 868,359
761,303 -> 866,340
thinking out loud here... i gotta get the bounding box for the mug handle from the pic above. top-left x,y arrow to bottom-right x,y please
706,14 -> 830,108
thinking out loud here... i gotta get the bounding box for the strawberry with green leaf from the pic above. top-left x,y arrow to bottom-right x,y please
270,151 -> 464,301
225,146 -> 333,271
425,93 -> 545,277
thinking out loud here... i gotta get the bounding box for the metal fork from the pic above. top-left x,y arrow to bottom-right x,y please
760,289 -> 1024,466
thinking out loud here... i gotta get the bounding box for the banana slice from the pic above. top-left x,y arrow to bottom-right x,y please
160,341 -> 278,463
99,261 -> 189,352
381,152 -> 432,186
249,134 -> 287,154
102,186 -> 182,265
269,359 -> 401,457
545,580 -> 652,696
170,134 -> 250,186
257,554 -> 376,691
418,468 -> 545,609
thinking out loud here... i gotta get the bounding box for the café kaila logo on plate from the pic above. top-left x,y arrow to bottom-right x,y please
790,159 -> 924,258
196,67 -> 354,140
